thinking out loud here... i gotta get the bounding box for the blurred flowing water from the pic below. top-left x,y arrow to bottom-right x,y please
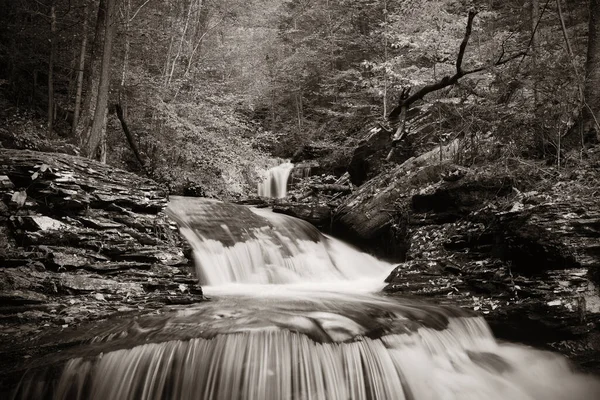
257,162 -> 294,199
11,197 -> 600,399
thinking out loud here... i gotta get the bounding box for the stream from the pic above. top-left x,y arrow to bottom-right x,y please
9,196 -> 600,399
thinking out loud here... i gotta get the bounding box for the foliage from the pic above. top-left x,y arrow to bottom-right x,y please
0,0 -> 596,197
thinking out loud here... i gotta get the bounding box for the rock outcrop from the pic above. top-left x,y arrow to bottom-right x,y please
0,149 -> 203,372
334,147 -> 600,370
273,202 -> 332,231
334,139 -> 466,257
347,125 -> 408,186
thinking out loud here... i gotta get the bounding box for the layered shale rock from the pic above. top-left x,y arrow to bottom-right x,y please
0,149 -> 204,369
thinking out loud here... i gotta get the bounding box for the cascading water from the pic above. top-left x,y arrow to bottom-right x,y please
10,197 -> 600,399
258,162 -> 294,199
168,197 -> 390,287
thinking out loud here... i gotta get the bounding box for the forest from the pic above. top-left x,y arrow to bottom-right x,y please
3,0 -> 600,397
0,0 -> 598,197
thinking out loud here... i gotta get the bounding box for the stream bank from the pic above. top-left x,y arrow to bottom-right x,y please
0,149 -> 203,378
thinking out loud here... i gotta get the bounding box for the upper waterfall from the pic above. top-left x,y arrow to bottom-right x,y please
166,196 -> 391,288
258,162 -> 294,198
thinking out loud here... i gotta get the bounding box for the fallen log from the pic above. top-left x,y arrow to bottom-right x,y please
308,184 -> 352,194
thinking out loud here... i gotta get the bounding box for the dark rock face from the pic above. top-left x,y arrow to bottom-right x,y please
0,149 -> 203,367
273,203 -> 332,231
497,201 -> 600,275
347,125 -> 410,186
291,144 -> 332,163
335,153 -> 600,370
291,145 -> 351,178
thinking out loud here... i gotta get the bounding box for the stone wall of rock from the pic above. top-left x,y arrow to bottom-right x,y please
333,151 -> 600,370
0,149 -> 203,362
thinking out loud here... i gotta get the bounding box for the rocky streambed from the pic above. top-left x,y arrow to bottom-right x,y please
275,146 -> 600,371
2,146 -> 600,385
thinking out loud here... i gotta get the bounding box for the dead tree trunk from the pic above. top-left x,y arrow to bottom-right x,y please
115,102 -> 151,177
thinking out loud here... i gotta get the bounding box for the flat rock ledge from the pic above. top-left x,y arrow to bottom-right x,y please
0,149 -> 203,376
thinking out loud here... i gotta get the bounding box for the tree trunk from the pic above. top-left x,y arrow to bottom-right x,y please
167,0 -> 194,85
382,0 -> 388,118
582,0 -> 600,141
531,0 -> 539,106
115,102 -> 151,177
86,0 -> 116,159
99,108 -> 109,163
120,0 -> 131,91
47,3 -> 56,136
77,0 -> 107,143
72,0 -> 90,135
295,91 -> 303,135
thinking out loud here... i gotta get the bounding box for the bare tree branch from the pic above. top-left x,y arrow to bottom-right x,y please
129,0 -> 152,22
388,11 -> 527,123
456,10 -> 476,74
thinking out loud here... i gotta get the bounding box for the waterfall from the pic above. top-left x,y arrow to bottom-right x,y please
168,197 -> 390,286
10,198 -> 600,400
258,162 -> 294,199
27,328 -> 575,400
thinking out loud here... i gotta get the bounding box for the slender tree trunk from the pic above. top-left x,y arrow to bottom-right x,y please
383,0 -> 388,118
271,89 -> 276,128
48,2 -> 56,136
72,0 -> 90,135
86,0 -> 116,158
67,49 -> 78,99
121,0 -> 131,90
557,0 -> 581,93
581,0 -> 600,141
77,0 -> 107,144
531,0 -> 539,106
163,36 -> 175,85
184,0 -> 207,75
326,0 -> 335,71
167,0 -> 193,85
295,91 -> 303,136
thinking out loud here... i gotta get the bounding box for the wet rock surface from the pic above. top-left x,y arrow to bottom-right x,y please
272,202 -> 332,230
333,156 -> 600,370
0,149 -> 204,378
